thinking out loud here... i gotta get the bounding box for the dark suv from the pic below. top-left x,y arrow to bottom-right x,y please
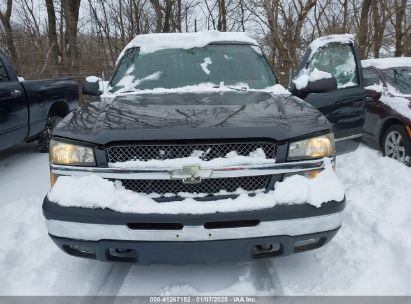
42,32 -> 367,264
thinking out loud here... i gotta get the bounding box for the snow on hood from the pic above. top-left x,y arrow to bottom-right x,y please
116,30 -> 258,64
48,160 -> 344,214
362,57 -> 411,69
309,34 -> 354,59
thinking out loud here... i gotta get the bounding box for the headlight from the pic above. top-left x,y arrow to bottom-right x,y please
50,139 -> 95,166
288,133 -> 335,161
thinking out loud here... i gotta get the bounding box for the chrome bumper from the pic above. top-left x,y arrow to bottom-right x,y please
50,157 -> 333,179
46,211 -> 343,242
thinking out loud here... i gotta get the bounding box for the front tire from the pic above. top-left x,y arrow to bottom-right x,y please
38,116 -> 62,153
382,124 -> 411,166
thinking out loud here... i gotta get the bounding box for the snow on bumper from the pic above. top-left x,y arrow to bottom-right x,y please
44,157 -> 345,256
47,159 -> 345,214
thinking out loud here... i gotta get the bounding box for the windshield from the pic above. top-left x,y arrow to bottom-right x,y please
382,67 -> 411,95
109,44 -> 276,93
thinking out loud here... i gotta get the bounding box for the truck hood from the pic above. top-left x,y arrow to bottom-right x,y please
54,91 -> 330,145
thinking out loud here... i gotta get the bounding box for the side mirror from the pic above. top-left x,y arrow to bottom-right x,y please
305,76 -> 338,93
82,76 -> 102,96
365,89 -> 382,101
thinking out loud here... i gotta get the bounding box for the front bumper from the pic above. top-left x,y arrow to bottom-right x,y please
49,229 -> 340,264
43,196 -> 345,264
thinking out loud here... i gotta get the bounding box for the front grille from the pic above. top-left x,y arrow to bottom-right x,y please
107,142 -> 276,163
120,175 -> 271,195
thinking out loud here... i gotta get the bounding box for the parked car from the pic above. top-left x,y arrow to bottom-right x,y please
43,32 -> 367,264
362,57 -> 411,166
0,50 -> 79,152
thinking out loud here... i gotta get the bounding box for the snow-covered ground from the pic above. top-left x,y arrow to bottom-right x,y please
0,143 -> 410,296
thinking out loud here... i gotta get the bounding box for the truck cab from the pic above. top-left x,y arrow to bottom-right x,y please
0,50 -> 79,152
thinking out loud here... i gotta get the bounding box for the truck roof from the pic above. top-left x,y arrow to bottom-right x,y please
116,30 -> 258,64
362,57 -> 411,69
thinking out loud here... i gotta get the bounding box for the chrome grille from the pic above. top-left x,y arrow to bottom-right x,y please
120,176 -> 271,195
107,142 -> 276,162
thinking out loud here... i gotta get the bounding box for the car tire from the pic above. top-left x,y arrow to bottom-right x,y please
382,124 -> 411,166
38,116 -> 62,153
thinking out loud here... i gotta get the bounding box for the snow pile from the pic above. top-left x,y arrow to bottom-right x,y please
200,57 -> 212,75
308,68 -> 333,82
117,31 -> 257,63
309,34 -> 354,59
48,161 -> 344,213
292,70 -> 310,90
3,143 -> 411,295
86,76 -> 101,82
381,94 -> 411,120
336,147 -> 411,268
115,70 -> 162,93
338,81 -> 357,88
365,84 -> 383,92
292,68 -> 333,90
362,57 -> 411,69
261,84 -> 291,95
109,148 -> 274,169
274,145 -> 411,295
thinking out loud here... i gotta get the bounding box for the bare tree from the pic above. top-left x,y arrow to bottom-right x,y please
217,0 -> 227,31
357,0 -> 371,59
393,0 -> 408,56
0,0 -> 18,67
45,0 -> 62,75
61,0 -> 81,73
1,0 -> 409,86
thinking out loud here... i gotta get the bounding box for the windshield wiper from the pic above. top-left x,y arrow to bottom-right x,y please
212,84 -> 249,92
226,86 -> 249,92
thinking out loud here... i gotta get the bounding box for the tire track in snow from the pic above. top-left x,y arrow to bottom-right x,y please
250,259 -> 283,295
84,263 -> 132,304
96,263 -> 132,296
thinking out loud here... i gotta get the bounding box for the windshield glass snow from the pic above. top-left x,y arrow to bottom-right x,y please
109,44 -> 276,93
382,67 -> 411,95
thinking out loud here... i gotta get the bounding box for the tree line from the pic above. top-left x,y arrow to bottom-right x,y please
0,0 -> 410,85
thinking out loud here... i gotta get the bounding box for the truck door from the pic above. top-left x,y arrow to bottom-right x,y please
291,35 -> 367,154
0,57 -> 28,150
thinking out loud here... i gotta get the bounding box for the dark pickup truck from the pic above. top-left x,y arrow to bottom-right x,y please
0,50 -> 79,152
43,32 -> 369,264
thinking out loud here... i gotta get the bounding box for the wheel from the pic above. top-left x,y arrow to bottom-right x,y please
382,124 -> 411,166
38,116 -> 62,153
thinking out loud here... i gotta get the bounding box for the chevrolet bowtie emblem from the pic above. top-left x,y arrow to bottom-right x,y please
170,165 -> 212,184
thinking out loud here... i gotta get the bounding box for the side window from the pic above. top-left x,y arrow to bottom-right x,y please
308,43 -> 358,88
362,68 -> 381,87
0,59 -> 9,82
